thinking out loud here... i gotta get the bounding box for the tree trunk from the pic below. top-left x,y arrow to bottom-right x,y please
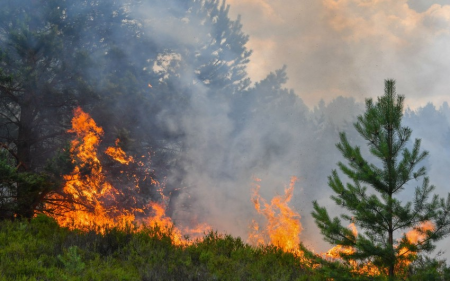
388,226 -> 395,278
15,102 -> 35,219
387,96 -> 396,279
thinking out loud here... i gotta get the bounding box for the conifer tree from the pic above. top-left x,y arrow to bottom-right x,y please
0,0 -> 134,218
312,80 -> 450,279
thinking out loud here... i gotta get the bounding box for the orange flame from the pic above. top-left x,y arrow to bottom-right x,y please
325,221 -> 435,276
324,223 -> 380,275
249,177 -> 302,254
406,221 -> 434,244
325,223 -> 357,260
399,221 -> 435,259
45,107 -> 209,245
105,139 -> 134,165
46,107 -> 135,230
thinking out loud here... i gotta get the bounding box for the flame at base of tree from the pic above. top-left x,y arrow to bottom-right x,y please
324,223 -> 381,276
249,177 -> 302,255
324,221 -> 435,276
324,223 -> 358,261
45,107 -> 208,245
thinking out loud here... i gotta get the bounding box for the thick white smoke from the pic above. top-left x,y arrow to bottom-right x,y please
130,0 -> 450,260
226,0 -> 450,108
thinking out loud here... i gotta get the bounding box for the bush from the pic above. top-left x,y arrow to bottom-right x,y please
0,215 -> 447,280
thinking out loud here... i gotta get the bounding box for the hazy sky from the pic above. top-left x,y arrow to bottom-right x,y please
226,0 -> 450,109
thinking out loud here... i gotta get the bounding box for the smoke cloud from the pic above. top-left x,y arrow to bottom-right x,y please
123,0 -> 450,258
226,0 -> 450,108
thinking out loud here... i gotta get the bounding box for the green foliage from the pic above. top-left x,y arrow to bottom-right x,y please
44,142 -> 74,178
299,243 -> 383,281
0,215 -> 447,280
0,216 -> 307,280
407,255 -> 450,281
0,151 -> 57,219
58,246 -> 86,275
312,80 -> 450,278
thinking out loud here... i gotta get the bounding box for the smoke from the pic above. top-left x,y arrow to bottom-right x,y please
402,104 -> 450,259
226,0 -> 450,108
5,0 -> 449,262
409,0 -> 450,12
121,0 -> 450,259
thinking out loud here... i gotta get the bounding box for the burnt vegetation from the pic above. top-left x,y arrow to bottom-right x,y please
1,0 -> 450,280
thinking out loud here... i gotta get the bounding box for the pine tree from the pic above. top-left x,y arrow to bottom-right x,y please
0,0 -> 140,218
0,0 -> 254,219
312,80 -> 450,279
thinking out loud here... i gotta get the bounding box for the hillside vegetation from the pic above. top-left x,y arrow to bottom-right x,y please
1,216 -> 448,281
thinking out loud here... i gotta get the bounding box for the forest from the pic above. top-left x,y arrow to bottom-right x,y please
1,0 -> 450,280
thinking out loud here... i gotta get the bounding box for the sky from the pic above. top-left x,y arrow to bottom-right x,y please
226,0 -> 450,109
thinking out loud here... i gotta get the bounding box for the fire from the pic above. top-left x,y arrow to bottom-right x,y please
45,107 -> 209,245
45,107 -> 135,230
325,223 -> 357,260
398,221 -> 435,260
406,221 -> 434,245
142,202 -> 186,245
105,139 -> 134,165
249,177 -> 302,254
324,223 -> 381,275
324,221 -> 435,276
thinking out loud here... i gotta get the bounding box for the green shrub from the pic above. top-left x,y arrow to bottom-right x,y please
58,246 -> 86,274
0,215 -> 447,281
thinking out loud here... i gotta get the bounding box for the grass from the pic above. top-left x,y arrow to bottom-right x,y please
0,215 -> 448,281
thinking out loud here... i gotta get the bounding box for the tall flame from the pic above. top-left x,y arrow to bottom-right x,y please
46,107 -> 136,230
45,107 -> 209,245
249,177 -> 302,254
